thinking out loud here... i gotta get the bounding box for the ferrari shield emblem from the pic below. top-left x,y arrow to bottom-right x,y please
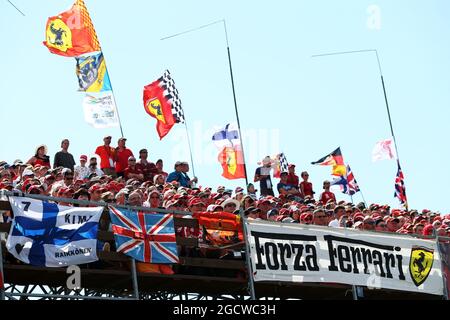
46,18 -> 73,52
146,98 -> 166,124
409,246 -> 434,287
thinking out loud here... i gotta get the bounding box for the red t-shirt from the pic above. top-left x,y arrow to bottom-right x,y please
95,145 -> 116,169
286,173 -> 299,187
137,161 -> 158,182
34,157 -> 51,168
320,191 -> 336,204
115,148 -> 134,173
300,181 -> 313,197
124,165 -> 143,180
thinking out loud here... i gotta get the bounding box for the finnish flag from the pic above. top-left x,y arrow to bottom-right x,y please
6,196 -> 103,267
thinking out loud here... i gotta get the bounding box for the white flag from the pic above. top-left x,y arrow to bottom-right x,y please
211,122 -> 240,150
372,138 -> 397,162
83,91 -> 119,128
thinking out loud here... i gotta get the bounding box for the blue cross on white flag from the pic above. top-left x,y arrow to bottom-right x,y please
212,122 -> 241,150
6,196 -> 103,267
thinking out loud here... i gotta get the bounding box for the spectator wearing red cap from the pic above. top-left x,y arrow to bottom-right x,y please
53,139 -> 76,171
74,155 -> 90,180
375,220 -> 389,232
300,212 -> 313,225
277,172 -> 299,197
387,217 -> 401,232
257,198 -> 273,217
189,198 -> 207,213
362,217 -> 376,231
136,149 -> 158,182
89,184 -> 103,202
95,136 -> 116,177
320,180 -> 336,206
124,156 -> 144,181
413,223 -> 425,235
299,171 -> 314,198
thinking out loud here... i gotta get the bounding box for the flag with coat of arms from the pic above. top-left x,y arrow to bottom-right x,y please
108,207 -> 179,264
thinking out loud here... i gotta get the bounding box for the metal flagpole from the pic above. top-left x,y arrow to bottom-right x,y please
161,19 -> 250,186
184,121 -> 197,183
130,259 -> 139,300
222,20 -> 249,186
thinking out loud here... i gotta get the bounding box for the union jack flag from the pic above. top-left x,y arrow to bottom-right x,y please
108,207 -> 179,264
394,161 -> 408,210
345,165 -> 360,195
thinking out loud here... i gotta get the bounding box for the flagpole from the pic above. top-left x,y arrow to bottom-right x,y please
222,20 -> 249,187
183,121 -> 197,183
161,19 -> 249,186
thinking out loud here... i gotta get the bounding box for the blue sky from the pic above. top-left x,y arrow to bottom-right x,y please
1,0 -> 449,212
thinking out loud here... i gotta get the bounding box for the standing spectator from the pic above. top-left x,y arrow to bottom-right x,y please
286,164 -> 299,188
254,156 -> 274,197
27,144 -> 51,168
124,156 -> 144,181
181,162 -> 197,188
320,180 -> 336,205
136,149 -> 158,182
115,137 -> 134,177
74,155 -> 90,180
53,139 -> 76,171
95,135 -> 116,177
299,171 -> 314,198
155,159 -> 168,179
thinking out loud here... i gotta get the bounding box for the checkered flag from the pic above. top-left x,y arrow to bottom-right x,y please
159,70 -> 185,124
279,153 -> 289,173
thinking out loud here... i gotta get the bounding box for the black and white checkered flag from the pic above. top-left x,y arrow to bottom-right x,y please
159,70 -> 185,124
279,153 -> 289,173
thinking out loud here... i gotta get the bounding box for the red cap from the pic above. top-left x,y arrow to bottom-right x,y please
188,198 -> 205,207
80,155 -> 88,161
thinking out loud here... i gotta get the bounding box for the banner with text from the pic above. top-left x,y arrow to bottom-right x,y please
246,220 -> 443,296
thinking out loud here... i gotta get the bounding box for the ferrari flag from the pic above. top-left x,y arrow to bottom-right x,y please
43,0 -> 101,57
143,70 -> 185,139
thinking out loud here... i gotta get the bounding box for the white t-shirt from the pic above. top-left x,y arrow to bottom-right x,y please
328,219 -> 339,228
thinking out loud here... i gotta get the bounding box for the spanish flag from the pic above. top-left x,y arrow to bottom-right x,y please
311,147 -> 347,176
218,145 -> 246,180
43,0 -> 101,57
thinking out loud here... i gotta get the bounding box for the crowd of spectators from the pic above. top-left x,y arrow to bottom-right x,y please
1,137 -> 450,239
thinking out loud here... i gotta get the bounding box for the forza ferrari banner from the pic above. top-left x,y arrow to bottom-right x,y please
246,220 -> 443,296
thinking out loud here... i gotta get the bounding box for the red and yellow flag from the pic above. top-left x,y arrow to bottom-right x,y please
43,0 -> 101,57
218,146 -> 246,180
143,80 -> 176,139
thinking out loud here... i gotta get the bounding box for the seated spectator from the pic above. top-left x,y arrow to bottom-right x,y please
221,198 -> 240,214
88,156 -> 104,177
267,209 -> 279,222
124,156 -> 144,181
144,189 -> 162,208
374,219 -> 389,232
313,209 -> 328,226
246,183 -> 258,199
155,159 -> 168,179
74,155 -> 90,180
136,149 -> 158,182
128,190 -> 143,207
277,172 -> 299,196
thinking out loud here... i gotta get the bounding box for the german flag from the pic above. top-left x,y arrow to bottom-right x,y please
43,0 -> 101,57
311,147 -> 346,176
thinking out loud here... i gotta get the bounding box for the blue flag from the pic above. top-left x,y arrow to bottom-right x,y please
7,196 -> 103,267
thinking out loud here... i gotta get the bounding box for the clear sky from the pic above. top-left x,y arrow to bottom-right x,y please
1,0 -> 449,212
